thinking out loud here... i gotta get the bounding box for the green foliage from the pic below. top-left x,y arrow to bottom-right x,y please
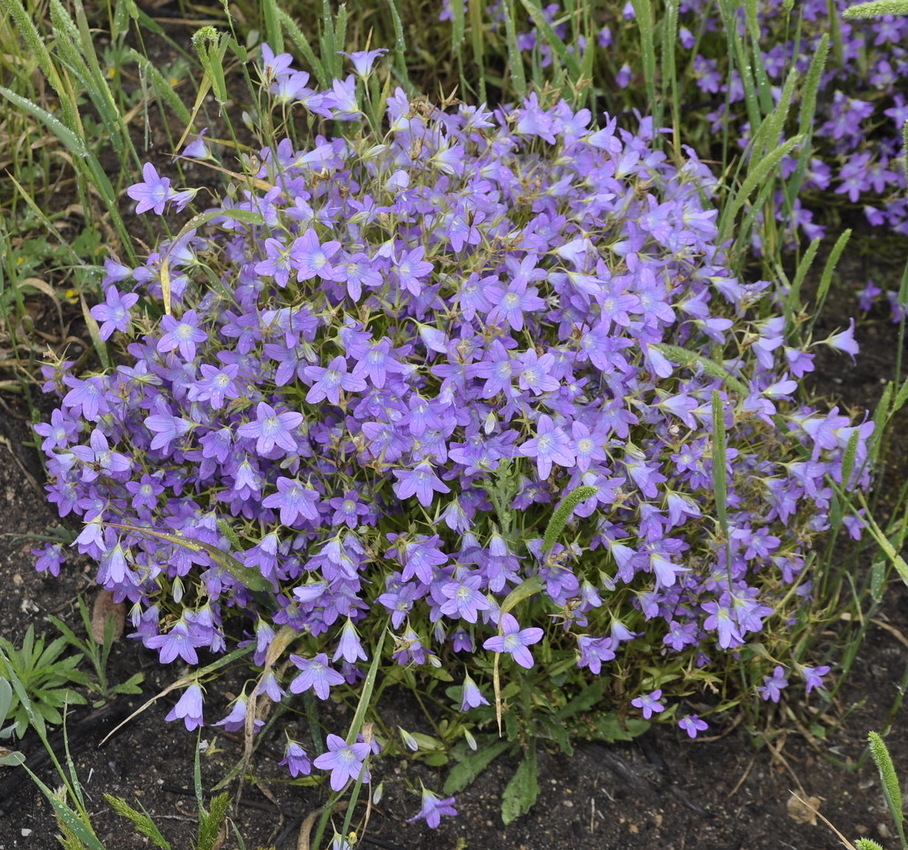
541,485 -> 599,554
866,731 -> 908,850
48,597 -> 144,704
844,0 -> 908,17
0,624 -> 90,737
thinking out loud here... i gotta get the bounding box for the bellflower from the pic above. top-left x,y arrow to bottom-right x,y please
313,734 -> 372,791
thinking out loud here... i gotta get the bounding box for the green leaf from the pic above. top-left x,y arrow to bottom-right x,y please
867,732 -> 907,848
555,680 -> 605,721
541,485 -> 598,553
499,575 -> 544,618
843,0 -> 908,16
590,712 -> 649,742
501,744 -> 539,825
198,792 -> 231,850
443,738 -> 510,795
104,795 -> 173,850
101,522 -> 273,593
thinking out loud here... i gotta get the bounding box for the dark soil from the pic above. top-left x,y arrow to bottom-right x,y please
4,17 -> 908,850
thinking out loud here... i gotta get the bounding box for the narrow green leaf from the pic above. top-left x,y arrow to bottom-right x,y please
809,228 -> 851,332
126,47 -> 191,124
867,732 -> 907,848
262,0 -> 283,52
651,343 -> 750,396
521,0 -> 580,78
499,575 -> 544,618
843,0 -> 908,17
102,521 -> 273,593
718,135 -> 803,245
541,486 -> 598,553
277,10 -> 326,86
711,390 -> 729,539
104,795 -> 173,850
501,744 -> 539,825
0,87 -> 86,156
501,0 -> 527,98
443,738 -> 511,795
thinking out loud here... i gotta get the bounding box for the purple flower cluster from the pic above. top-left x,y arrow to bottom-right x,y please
677,0 -> 908,237
441,0 -> 908,239
38,47 -> 866,787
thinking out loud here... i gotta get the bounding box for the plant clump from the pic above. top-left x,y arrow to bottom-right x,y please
36,46 -> 871,817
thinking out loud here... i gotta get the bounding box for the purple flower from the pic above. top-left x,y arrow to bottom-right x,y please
291,228 -> 343,281
157,310 -> 207,361
798,664 -> 831,694
406,788 -> 458,828
144,411 -> 194,453
460,674 -> 490,711
333,619 -> 367,663
440,574 -> 492,623
280,740 -> 312,777
127,163 -> 176,215
304,355 -> 367,404
262,477 -> 321,526
34,408 -> 78,452
821,319 -> 859,359
678,714 -> 708,738
213,697 -> 264,733
288,653 -> 345,699
338,48 -> 388,78
146,620 -> 201,665
313,733 -> 371,791
631,689 -> 665,720
165,683 -> 204,730
519,414 -> 576,480
758,666 -> 789,703
91,287 -> 139,339
33,543 -> 65,577
237,402 -> 303,454
69,429 -> 132,482
392,461 -> 451,507
483,613 -> 544,669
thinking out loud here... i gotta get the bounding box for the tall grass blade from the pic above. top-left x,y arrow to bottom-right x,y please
278,9 -> 327,86
502,0 -> 527,99
807,228 -> 851,333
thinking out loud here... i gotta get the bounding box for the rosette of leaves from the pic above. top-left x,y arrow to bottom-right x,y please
0,625 -> 91,736
35,47 -> 870,798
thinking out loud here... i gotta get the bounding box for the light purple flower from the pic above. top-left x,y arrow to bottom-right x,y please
483,613 -> 544,669
262,477 -> 321,526
678,714 -> 708,738
288,653 -> 345,700
165,683 -> 204,730
822,319 -> 859,359
406,788 -> 458,828
237,402 -> 303,454
392,460 -> 451,507
519,414 -> 576,480
338,48 -> 388,78
91,287 -> 139,339
631,689 -> 665,720
127,163 -> 175,215
157,310 -> 207,361
758,666 -> 789,703
280,740 -> 312,777
313,733 -> 371,791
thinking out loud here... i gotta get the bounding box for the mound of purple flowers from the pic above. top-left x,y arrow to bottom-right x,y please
445,0 -> 908,241
37,46 -> 870,798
